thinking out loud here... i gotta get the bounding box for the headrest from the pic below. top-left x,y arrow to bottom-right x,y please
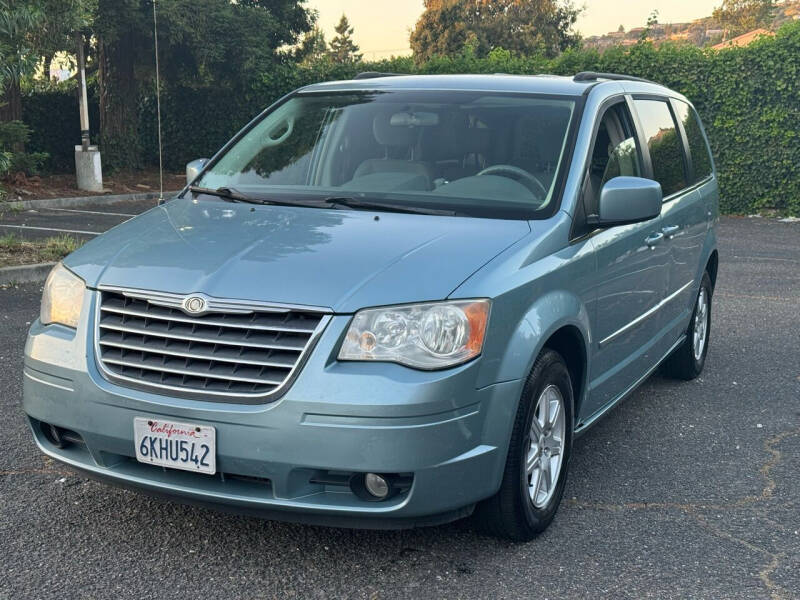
422,114 -> 491,160
373,113 -> 417,147
456,127 -> 490,154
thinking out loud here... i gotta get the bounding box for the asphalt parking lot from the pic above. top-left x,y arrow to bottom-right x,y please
0,198 -> 159,241
0,216 -> 798,599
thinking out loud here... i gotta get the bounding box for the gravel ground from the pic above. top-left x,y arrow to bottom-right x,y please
0,216 -> 798,599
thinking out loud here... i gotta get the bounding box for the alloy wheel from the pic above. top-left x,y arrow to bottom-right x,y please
526,384 -> 566,508
693,287 -> 709,361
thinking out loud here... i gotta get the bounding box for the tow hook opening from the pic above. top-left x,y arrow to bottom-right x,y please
40,422 -> 84,449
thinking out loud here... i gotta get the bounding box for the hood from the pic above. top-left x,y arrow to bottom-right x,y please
64,197 -> 530,312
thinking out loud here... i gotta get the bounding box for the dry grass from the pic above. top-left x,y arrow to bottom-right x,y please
0,233 -> 84,268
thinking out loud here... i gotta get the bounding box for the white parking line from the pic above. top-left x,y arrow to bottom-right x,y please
48,208 -> 137,217
0,224 -> 100,235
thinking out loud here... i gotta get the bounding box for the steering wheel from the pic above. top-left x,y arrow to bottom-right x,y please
476,164 -> 549,200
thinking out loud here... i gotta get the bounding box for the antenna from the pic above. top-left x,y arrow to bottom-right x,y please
153,0 -> 164,203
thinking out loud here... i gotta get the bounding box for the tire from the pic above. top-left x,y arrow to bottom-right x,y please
475,348 -> 574,541
664,271 -> 713,380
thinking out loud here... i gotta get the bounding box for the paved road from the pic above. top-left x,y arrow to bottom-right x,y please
1,217 -> 798,599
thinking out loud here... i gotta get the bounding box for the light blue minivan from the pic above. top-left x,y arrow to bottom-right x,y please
23,72 -> 718,540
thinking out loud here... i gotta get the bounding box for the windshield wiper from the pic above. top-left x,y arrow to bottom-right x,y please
324,196 -> 456,216
188,185 -> 266,205
188,187 -> 456,215
189,186 -> 338,209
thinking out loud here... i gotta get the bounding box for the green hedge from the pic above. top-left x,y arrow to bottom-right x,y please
20,23 -> 800,215
21,88 -> 101,172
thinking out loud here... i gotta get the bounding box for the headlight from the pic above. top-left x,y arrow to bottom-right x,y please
338,300 -> 490,369
40,263 -> 85,328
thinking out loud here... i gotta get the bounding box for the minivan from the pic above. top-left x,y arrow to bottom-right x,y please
23,72 -> 718,540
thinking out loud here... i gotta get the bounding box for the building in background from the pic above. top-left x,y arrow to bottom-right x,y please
711,28 -> 775,49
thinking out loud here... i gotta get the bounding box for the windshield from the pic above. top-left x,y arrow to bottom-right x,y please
196,90 -> 578,219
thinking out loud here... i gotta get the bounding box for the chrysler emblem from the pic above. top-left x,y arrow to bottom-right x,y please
182,295 -> 207,315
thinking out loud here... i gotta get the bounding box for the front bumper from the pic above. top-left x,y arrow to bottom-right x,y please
21,297 -> 522,529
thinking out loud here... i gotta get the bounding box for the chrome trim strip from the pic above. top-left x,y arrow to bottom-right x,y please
96,284 -> 334,315
598,280 -> 694,348
576,334 -> 686,434
93,289 -> 331,403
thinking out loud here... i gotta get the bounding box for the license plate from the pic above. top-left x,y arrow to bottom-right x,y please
134,418 -> 216,475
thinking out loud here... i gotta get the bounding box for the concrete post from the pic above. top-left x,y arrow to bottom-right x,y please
74,145 -> 103,192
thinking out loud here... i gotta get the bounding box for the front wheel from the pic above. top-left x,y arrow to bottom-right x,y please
475,349 -> 573,541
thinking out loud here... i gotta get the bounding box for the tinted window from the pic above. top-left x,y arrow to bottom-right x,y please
197,91 -> 577,219
585,103 -> 642,217
634,99 -> 687,196
673,100 -> 713,182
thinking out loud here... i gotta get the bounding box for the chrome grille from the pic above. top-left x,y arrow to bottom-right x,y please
95,288 -> 329,401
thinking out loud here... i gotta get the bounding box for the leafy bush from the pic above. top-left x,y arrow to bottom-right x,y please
9,150 -> 49,175
0,119 -> 50,182
17,21 -> 800,215
0,152 -> 10,200
0,120 -> 36,198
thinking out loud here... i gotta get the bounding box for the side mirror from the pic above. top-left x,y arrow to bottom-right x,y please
186,158 -> 209,185
595,176 -> 662,227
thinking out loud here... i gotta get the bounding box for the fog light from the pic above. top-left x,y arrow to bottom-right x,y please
364,473 -> 390,499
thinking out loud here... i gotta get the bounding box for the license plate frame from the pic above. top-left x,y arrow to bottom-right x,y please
133,417 -> 216,475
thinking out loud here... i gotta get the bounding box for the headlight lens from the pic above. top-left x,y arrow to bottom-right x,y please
338,300 -> 490,369
40,263 -> 85,328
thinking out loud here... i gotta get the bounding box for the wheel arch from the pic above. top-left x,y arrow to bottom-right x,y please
541,325 -> 588,424
485,288 -> 591,427
706,249 -> 719,289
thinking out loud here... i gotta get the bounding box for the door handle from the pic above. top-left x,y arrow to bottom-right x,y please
661,225 -> 680,239
645,232 -> 664,248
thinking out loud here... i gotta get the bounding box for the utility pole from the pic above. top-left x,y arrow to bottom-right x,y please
74,32 -> 103,192
153,0 -> 164,203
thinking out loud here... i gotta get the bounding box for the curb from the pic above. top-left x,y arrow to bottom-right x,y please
4,190 -> 180,212
0,262 -> 55,285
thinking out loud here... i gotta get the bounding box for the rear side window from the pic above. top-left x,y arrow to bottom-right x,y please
633,99 -> 687,197
673,100 -> 713,182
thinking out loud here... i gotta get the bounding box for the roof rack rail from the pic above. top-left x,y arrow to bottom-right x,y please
352,71 -> 405,80
573,71 -> 657,85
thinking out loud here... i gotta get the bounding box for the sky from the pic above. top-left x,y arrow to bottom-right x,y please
308,0 -> 722,59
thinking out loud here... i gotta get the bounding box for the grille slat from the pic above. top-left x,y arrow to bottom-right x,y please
100,298 -> 316,333
98,318 -> 308,351
101,356 -> 286,385
97,336 -> 297,369
95,290 -> 327,401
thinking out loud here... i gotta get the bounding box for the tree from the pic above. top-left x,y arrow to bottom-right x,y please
409,0 -> 582,62
712,0 -> 775,36
32,0 -> 96,79
93,0 -> 315,169
0,0 -> 92,151
296,25 -> 326,63
328,14 -> 361,63
0,1 -> 42,125
642,8 -> 659,40
617,24 -> 625,33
